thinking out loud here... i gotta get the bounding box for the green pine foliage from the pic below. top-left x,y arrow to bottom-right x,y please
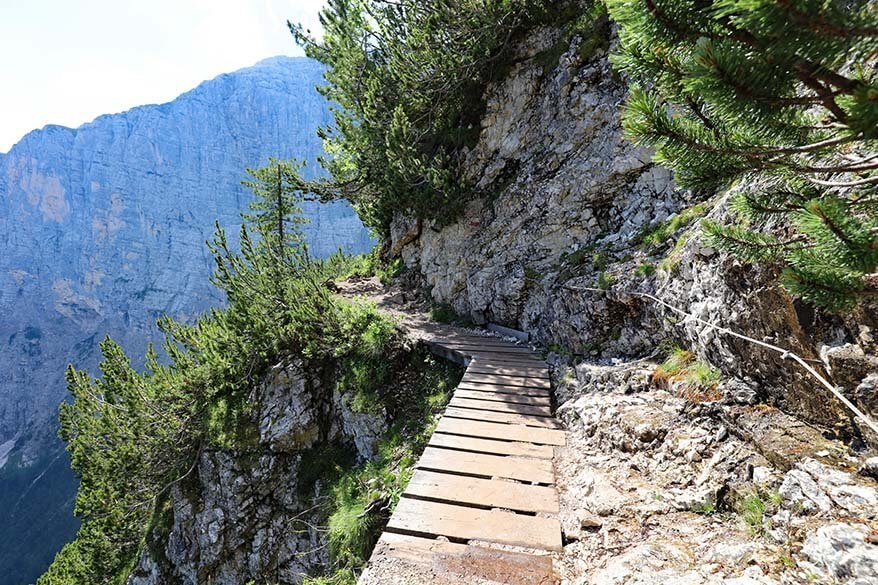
607,0 -> 878,310
289,0 -> 579,235
242,158 -> 310,266
38,162 -> 400,585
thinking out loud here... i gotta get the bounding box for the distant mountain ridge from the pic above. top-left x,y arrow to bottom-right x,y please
0,56 -> 372,585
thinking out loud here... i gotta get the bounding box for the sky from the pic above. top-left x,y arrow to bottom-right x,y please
0,0 -> 327,152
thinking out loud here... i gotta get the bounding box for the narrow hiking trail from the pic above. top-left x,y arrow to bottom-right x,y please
339,278 -> 565,584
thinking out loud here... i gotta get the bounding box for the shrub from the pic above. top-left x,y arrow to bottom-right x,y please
290,1 -> 588,235
39,163 -> 404,584
607,0 -> 878,310
639,203 -> 712,250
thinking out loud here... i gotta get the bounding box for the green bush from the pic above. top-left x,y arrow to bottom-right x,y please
39,163 -> 405,585
312,351 -> 461,581
290,0 -> 585,235
653,346 -> 722,401
639,203 -> 712,250
327,248 -> 404,285
607,0 -> 878,310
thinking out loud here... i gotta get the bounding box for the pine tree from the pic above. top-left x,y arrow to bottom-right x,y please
606,0 -> 878,311
242,158 -> 309,265
41,159 -> 375,583
289,0 -> 571,234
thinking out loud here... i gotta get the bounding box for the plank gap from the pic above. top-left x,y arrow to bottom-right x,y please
401,493 -> 540,517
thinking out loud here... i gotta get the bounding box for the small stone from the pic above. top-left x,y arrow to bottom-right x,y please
720,378 -> 759,405
859,457 -> 878,480
705,541 -> 758,564
752,466 -> 773,486
576,509 -> 603,529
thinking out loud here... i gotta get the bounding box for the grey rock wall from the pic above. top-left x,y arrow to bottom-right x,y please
127,359 -> 386,585
0,56 -> 373,585
0,56 -> 372,448
390,24 -> 876,441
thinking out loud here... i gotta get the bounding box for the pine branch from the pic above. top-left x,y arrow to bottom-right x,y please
776,0 -> 878,39
808,175 -> 878,187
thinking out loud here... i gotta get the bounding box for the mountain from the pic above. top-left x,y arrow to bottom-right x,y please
0,56 -> 372,585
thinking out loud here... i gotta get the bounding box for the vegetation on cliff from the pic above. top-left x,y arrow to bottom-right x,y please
301,352 -> 461,585
290,0 -> 589,235
38,162 -> 410,585
607,0 -> 878,310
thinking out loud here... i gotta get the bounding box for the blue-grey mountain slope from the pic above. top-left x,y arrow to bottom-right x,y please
0,56 -> 372,585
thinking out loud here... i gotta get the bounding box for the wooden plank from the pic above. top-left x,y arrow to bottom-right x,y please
439,337 -> 530,348
468,359 -> 548,370
467,349 -> 544,358
388,498 -> 563,551
372,533 -> 556,585
470,351 -> 544,360
369,324 -> 568,575
424,343 -> 469,367
416,446 -> 555,484
444,406 -> 564,429
467,357 -> 548,369
487,323 -> 530,342
439,344 -> 538,357
449,396 -> 552,417
406,469 -> 559,514
466,364 -> 551,379
454,389 -> 552,406
432,335 -> 529,345
457,382 -> 552,398
462,373 -> 551,389
437,418 -> 566,446
464,349 -> 543,359
434,333 -> 526,343
429,432 -> 555,459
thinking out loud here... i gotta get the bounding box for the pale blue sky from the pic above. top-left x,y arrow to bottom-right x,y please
0,0 -> 328,152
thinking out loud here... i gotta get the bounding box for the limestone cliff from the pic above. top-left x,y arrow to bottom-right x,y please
0,56 -> 372,585
389,26 -> 877,445
124,330 -> 461,585
127,360 -> 386,585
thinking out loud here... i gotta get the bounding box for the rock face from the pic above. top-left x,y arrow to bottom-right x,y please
127,360 -> 386,585
385,14 -> 878,585
389,23 -> 877,443
554,359 -> 878,585
0,56 -> 373,585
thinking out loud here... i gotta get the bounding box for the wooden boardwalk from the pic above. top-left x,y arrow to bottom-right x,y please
361,325 -> 564,584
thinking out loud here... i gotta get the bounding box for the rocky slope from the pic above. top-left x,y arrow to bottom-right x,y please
389,26 -> 877,444
386,19 -> 878,585
124,324 -> 461,585
127,359 -> 386,585
0,56 -> 372,585
555,360 -> 878,584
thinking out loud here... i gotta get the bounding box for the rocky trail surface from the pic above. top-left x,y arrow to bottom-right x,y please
553,360 -> 878,585
341,278 -> 878,585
